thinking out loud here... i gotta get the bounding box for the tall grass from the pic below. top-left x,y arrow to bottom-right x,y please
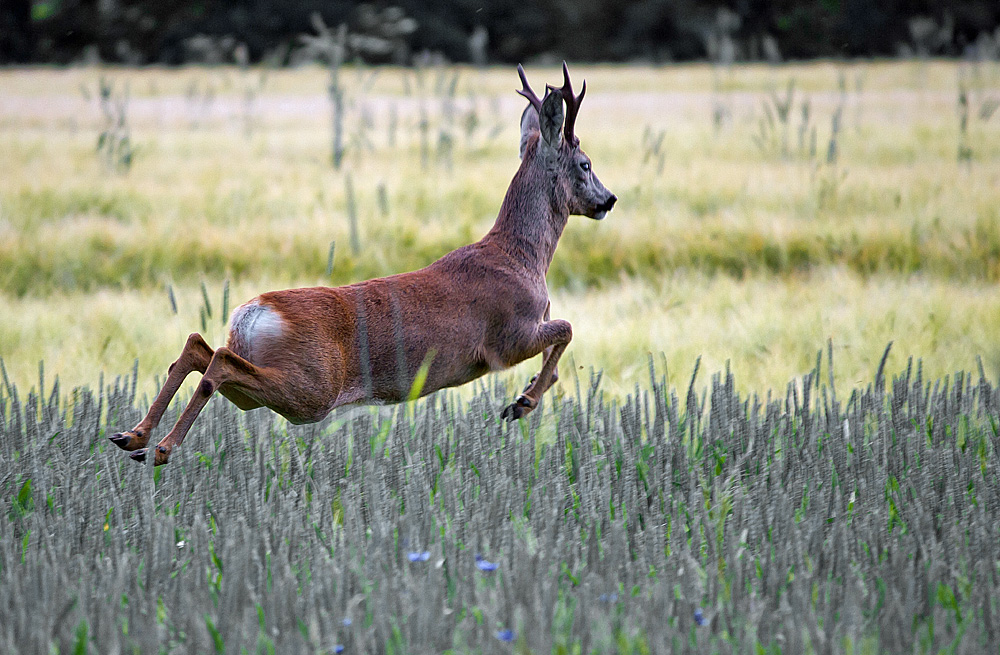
1,358 -> 998,652
2,273 -> 998,403
1,60 -> 998,393
2,60 -> 1000,652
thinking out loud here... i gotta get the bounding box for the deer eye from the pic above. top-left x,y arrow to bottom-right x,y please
580,161 -> 591,172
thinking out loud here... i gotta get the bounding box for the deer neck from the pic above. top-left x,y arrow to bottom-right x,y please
485,161 -> 569,277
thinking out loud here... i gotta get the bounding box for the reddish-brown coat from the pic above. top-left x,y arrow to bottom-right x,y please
110,63 -> 616,465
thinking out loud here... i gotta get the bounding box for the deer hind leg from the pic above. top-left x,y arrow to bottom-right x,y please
109,333 -> 214,452
130,346 -> 334,466
501,319 -> 572,422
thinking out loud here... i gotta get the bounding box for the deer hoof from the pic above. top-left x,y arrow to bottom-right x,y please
153,445 -> 171,466
109,429 -> 144,451
128,446 -> 171,466
500,403 -> 524,421
501,395 -> 536,422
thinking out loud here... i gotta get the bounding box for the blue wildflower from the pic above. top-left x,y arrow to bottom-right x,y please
598,593 -> 619,603
341,618 -> 352,627
694,608 -> 708,626
475,554 -> 499,572
408,551 -> 431,562
495,629 -> 516,642
333,645 -> 345,654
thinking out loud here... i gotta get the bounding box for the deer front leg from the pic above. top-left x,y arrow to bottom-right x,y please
501,319 -> 572,422
524,345 -> 560,394
523,301 -> 559,393
109,333 -> 214,451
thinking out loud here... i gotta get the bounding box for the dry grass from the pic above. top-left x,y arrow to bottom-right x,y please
3,61 -> 1000,652
1,60 -> 999,399
3,272 -> 998,403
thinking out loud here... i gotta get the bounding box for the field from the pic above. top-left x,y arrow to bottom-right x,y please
1,60 -> 1000,651
3,352 -> 1000,652
2,61 -> 1000,396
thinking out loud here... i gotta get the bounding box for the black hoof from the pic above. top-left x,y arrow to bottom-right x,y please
500,395 -> 535,422
109,428 -> 144,451
129,448 -> 148,463
500,404 -> 520,422
109,433 -> 132,449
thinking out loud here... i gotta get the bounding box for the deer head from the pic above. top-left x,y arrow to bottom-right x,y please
517,62 -> 617,220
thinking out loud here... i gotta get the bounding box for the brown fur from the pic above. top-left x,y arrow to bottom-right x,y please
110,63 -> 616,465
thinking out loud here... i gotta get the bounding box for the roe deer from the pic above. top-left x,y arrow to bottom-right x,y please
111,63 -> 616,466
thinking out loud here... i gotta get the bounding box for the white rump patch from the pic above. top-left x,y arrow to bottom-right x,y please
228,299 -> 284,362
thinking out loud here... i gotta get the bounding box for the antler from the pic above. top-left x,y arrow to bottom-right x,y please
516,64 -> 544,113
519,62 -> 586,146
549,61 -> 586,147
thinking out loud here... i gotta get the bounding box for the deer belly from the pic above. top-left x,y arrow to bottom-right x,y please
227,300 -> 285,364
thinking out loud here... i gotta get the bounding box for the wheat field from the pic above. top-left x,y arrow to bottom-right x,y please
1,60 -> 999,399
3,59 -> 1000,653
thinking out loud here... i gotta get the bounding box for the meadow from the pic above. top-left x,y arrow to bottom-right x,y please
1,60 -> 1000,652
3,344 -> 1000,652
2,60 -> 1000,397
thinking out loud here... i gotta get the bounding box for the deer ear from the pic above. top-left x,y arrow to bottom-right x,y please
519,105 -> 539,159
538,90 -> 564,151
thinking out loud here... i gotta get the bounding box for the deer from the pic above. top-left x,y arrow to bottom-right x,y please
109,63 -> 616,466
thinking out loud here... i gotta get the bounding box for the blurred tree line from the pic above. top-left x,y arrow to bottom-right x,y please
2,0 -> 999,65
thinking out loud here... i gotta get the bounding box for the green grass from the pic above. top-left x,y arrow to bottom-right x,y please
2,58 -> 999,653
2,272 -> 998,404
1,354 -> 997,652
1,60 -> 999,397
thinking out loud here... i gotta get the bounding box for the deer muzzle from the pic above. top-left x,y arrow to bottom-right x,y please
592,193 -> 617,220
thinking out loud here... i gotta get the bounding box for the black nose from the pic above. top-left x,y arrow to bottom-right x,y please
600,194 -> 617,212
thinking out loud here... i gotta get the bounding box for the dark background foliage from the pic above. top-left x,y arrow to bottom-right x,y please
2,0 -> 999,65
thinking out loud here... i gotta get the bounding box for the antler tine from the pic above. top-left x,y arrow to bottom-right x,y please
516,64 -> 544,113
557,61 -> 586,147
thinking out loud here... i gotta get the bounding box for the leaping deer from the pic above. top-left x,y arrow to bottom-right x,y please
110,63 -> 616,466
